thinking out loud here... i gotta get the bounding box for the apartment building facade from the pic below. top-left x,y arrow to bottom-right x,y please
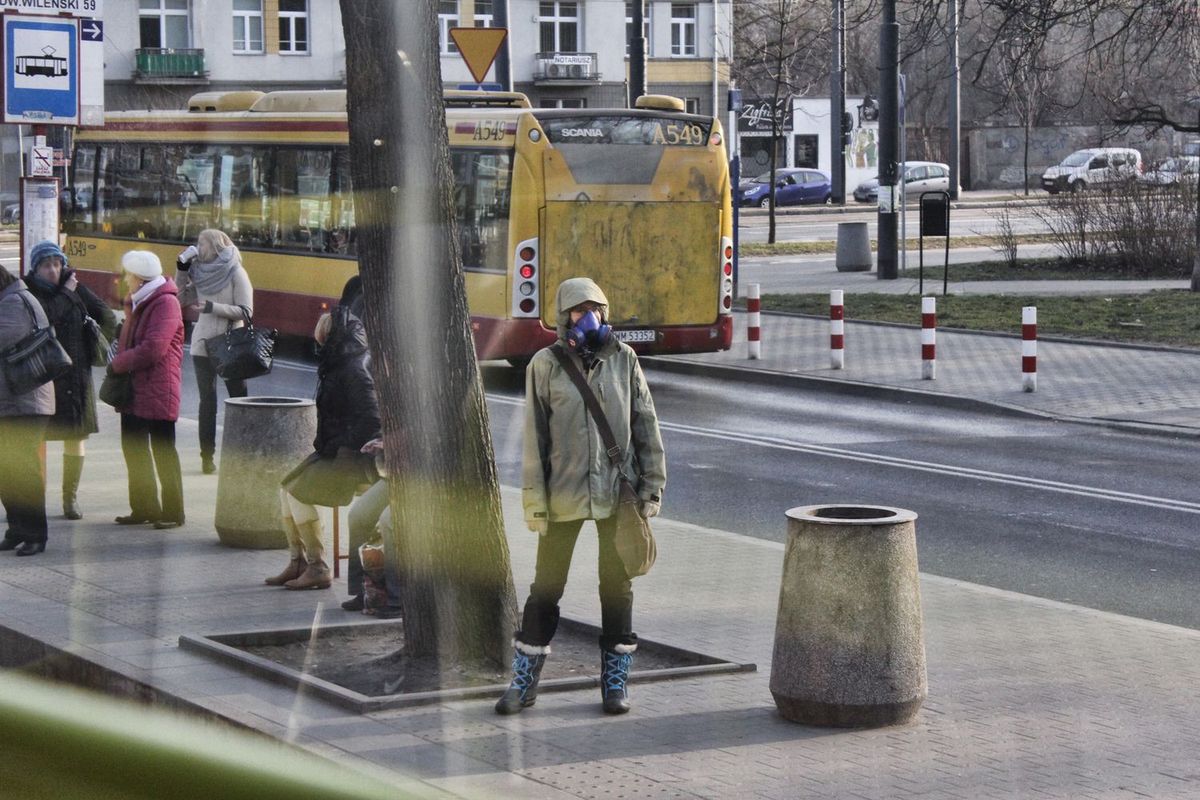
0,1 -> 732,204
103,0 -> 732,114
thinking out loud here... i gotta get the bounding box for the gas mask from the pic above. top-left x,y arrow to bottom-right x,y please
566,309 -> 611,356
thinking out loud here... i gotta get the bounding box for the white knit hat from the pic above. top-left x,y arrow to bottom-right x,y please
121,250 -> 162,280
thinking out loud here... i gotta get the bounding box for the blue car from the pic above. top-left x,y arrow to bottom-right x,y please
738,168 -> 832,207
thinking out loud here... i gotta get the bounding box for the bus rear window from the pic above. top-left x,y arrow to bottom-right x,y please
540,116 -> 710,146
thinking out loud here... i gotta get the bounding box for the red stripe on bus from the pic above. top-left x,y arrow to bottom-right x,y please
102,120 -> 349,134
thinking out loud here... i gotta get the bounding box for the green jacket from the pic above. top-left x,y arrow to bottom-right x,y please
522,278 -> 666,523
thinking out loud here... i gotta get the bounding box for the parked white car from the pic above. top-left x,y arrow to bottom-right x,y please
1041,147 -> 1142,193
853,161 -> 951,203
1139,155 -> 1198,187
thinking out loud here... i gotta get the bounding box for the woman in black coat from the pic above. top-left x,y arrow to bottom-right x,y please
25,240 -> 117,520
267,305 -> 381,591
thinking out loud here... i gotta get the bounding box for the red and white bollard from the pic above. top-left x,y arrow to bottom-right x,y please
830,289 -> 845,369
747,283 -> 762,360
921,296 -> 936,380
1022,306 -> 1037,392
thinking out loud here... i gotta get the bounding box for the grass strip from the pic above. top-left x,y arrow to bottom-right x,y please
756,291 -> 1200,348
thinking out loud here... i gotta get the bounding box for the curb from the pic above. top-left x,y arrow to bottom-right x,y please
641,355 -> 1200,441
738,198 -> 1035,218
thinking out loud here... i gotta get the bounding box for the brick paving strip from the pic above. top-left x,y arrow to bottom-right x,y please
2,402 -> 1199,799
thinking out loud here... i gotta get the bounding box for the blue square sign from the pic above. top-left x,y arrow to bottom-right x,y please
3,15 -> 80,125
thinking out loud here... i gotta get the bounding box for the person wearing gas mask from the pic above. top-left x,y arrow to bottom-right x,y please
497,277 -> 665,717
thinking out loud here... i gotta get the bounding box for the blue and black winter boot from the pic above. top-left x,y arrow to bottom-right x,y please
495,640 -> 550,715
600,645 -> 636,715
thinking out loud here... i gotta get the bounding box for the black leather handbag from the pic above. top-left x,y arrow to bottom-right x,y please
204,307 -> 277,382
98,365 -> 133,409
1,292 -> 72,396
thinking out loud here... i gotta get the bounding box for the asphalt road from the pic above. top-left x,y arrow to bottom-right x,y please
233,349 -> 1200,632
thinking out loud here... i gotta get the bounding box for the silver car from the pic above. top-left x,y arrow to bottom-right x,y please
1139,156 -> 1198,187
853,161 -> 951,203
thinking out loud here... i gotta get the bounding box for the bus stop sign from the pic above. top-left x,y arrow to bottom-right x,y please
449,27 -> 507,86
3,14 -> 79,125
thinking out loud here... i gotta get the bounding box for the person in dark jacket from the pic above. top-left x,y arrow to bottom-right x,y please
268,306 -> 381,590
25,240 -> 117,520
0,268 -> 55,556
109,250 -> 186,530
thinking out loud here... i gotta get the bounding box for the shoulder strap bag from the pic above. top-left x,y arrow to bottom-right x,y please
203,306 -> 277,382
0,291 -> 73,396
550,345 -> 656,579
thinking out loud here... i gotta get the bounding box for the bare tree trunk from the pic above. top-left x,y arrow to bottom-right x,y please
340,3 -> 518,669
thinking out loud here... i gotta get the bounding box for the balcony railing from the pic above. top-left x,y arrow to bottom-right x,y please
134,49 -> 208,83
533,52 -> 599,83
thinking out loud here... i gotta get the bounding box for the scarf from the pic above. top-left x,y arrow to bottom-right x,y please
189,245 -> 240,296
131,276 -> 166,310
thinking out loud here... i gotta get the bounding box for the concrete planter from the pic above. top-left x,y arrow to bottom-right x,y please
214,397 -> 316,549
835,222 -> 872,272
770,504 -> 926,727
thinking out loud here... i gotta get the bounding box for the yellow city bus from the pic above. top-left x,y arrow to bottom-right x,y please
63,89 -> 733,360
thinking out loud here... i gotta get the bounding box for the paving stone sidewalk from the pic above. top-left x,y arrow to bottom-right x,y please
655,311 -> 1200,433
2,409 -> 1200,798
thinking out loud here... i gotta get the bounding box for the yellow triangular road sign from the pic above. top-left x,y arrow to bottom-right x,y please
449,27 -> 508,85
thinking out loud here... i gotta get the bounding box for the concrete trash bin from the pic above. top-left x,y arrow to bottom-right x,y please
770,504 -> 926,727
835,222 -> 872,272
214,397 -> 317,549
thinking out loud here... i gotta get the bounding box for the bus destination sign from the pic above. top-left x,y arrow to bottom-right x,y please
542,116 -> 711,147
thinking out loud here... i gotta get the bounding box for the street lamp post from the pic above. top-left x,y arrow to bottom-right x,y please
877,0 -> 899,279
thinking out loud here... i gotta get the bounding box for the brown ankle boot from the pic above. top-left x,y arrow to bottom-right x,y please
284,560 -> 331,590
265,557 -> 307,586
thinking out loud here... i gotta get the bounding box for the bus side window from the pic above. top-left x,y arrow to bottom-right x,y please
96,144 -> 165,239
65,145 -> 97,232
163,145 -> 216,241
217,147 -> 271,249
269,148 -> 333,253
329,148 -> 356,256
449,148 -> 513,273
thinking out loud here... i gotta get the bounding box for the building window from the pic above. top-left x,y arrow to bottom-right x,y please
685,97 -> 700,115
233,0 -> 264,53
439,0 -> 459,54
671,3 -> 696,57
439,0 -> 493,55
474,0 -> 494,27
139,0 -> 190,49
278,0 -> 308,54
539,1 -> 579,53
625,1 -> 650,57
540,97 -> 587,108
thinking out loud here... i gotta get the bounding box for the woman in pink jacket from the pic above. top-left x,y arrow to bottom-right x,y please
109,251 -> 186,529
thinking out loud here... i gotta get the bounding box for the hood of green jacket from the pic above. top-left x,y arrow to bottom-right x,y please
554,277 -> 609,342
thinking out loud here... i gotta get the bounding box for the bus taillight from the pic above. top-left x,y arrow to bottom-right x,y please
718,236 -> 733,315
512,237 -> 540,319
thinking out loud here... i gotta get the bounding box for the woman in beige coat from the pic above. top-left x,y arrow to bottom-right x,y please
176,229 -> 253,474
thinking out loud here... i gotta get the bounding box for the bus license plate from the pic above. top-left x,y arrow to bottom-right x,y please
614,329 -> 656,343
